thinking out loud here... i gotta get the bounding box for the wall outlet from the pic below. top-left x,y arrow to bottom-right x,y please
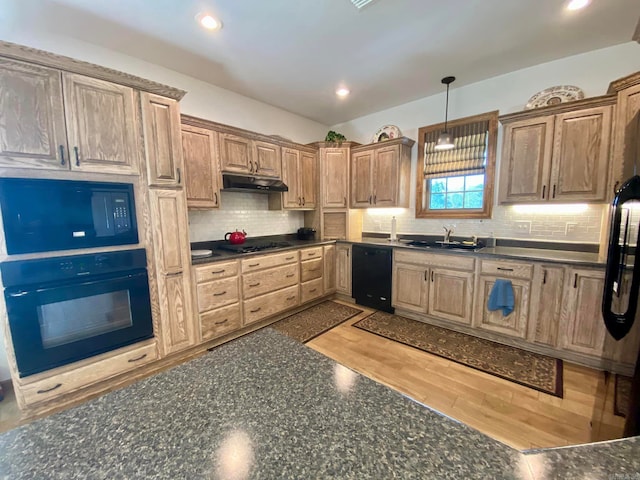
565,222 -> 578,235
515,221 -> 531,234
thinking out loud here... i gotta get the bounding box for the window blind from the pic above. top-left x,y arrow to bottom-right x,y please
423,120 -> 489,178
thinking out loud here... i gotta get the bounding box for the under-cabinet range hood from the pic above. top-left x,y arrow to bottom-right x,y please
221,174 -> 288,193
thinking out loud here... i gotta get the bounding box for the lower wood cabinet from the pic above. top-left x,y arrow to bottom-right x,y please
336,244 -> 352,296
392,262 -> 428,314
200,303 -> 242,341
244,285 -> 299,325
428,268 -> 474,325
323,244 -> 336,294
473,276 -> 531,339
527,265 -> 565,347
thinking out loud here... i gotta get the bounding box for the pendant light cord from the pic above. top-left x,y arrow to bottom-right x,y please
444,83 -> 450,133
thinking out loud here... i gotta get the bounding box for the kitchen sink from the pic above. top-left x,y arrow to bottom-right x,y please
406,240 -> 484,252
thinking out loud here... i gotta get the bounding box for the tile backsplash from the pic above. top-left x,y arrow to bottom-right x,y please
363,204 -> 607,244
188,192 -> 305,242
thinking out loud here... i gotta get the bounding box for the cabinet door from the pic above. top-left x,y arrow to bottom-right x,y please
428,268 -> 473,325
0,58 -> 68,170
63,73 -> 138,175
219,132 -> 252,173
498,117 -> 554,203
372,145 -> 399,207
392,263 -> 428,314
351,151 -> 373,207
253,140 -> 281,178
182,125 -> 220,208
141,93 -> 183,187
322,148 -> 349,208
300,151 -> 317,208
550,106 -> 612,202
158,272 -> 197,354
474,276 -> 531,339
611,83 -> 640,189
528,265 -> 564,347
281,148 -> 301,208
559,269 -> 606,357
323,244 -> 336,294
336,244 -> 352,296
149,189 -> 191,276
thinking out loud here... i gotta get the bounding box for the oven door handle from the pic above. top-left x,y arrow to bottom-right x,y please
7,290 -> 30,298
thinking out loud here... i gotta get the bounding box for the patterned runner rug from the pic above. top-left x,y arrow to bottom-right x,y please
271,301 -> 362,343
353,311 -> 563,398
615,375 -> 632,417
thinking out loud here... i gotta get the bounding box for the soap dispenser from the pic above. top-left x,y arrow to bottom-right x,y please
390,216 -> 397,241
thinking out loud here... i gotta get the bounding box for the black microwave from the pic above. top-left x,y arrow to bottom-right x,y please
0,178 -> 139,254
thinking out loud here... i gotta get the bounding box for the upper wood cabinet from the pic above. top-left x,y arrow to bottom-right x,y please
499,98 -> 614,204
141,93 -> 183,187
0,60 -> 139,175
350,138 -> 413,208
321,147 -> 350,208
278,148 -> 317,210
181,124 -> 220,209
219,133 -> 281,178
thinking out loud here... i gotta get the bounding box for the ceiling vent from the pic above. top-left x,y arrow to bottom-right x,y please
350,0 -> 376,9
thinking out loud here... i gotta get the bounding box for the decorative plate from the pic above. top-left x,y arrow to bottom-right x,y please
372,125 -> 401,143
525,85 -> 584,109
191,249 -> 213,258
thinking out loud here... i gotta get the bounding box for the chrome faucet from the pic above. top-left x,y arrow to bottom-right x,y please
443,226 -> 454,243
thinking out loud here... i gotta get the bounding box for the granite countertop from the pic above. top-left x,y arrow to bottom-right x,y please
0,329 -> 637,479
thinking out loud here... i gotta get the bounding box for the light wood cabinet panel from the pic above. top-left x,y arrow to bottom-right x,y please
528,265 -> 564,347
195,260 -> 239,283
301,257 -> 323,282
324,244 -> 336,294
479,259 -> 533,279
392,263 -> 428,314
301,278 -> 324,304
253,140 -> 281,177
148,189 -> 190,275
428,268 -> 474,325
300,246 -> 323,260
336,244 -> 352,296
498,117 -> 554,203
322,148 -> 349,208
181,124 -> 220,208
474,276 -> 531,339
300,151 -> 317,208
611,82 -> 640,189
242,263 -> 299,299
200,303 -> 242,341
241,250 -> 298,273
197,277 -> 240,312
395,250 -> 475,271
243,285 -> 299,325
219,132 -> 252,173
560,268 -> 607,357
351,151 -> 373,207
281,148 -> 301,208
62,73 -> 138,175
550,106 -> 612,202
141,93 -> 183,187
372,145 -> 399,206
0,58 -> 68,170
159,273 -> 197,354
273,148 -> 316,210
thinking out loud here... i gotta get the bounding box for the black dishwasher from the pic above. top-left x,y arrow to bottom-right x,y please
352,245 -> 394,313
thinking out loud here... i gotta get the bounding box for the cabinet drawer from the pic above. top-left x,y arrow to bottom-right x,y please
480,259 -> 533,279
301,257 -> 323,282
301,278 -> 324,304
300,246 -> 323,261
200,303 -> 242,341
195,260 -> 239,283
242,263 -> 299,299
241,250 -> 299,273
197,277 -> 239,312
21,342 -> 157,406
395,249 -> 475,271
243,285 -> 299,325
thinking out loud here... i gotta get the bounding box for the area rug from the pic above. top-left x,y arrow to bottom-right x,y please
353,311 -> 563,398
614,375 -> 632,418
271,301 -> 362,343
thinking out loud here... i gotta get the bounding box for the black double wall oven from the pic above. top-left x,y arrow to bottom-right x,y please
0,178 -> 154,378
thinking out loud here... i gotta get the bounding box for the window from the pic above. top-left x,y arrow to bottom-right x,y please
416,111 -> 498,219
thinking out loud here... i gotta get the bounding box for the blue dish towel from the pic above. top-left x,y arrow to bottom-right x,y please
487,279 -> 515,316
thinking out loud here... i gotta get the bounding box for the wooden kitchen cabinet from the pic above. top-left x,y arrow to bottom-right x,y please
336,244 -> 352,296
609,72 -> 640,190
181,124 -> 220,208
321,147 -> 350,208
350,138 -> 413,208
141,93 -> 184,187
219,132 -> 281,178
428,268 -> 474,325
392,262 -> 428,314
253,140 -> 281,177
499,98 -> 614,204
276,148 -> 317,209
323,244 -> 336,294
300,247 -> 324,303
527,265 -> 564,347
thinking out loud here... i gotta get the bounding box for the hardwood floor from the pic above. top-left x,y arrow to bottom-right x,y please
307,301 -> 626,451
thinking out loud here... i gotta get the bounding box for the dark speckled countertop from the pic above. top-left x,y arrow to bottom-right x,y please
0,329 -> 638,479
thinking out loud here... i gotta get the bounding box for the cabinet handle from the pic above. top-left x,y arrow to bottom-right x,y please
59,145 -> 66,165
308,268 -> 320,272
431,271 -> 434,282
424,271 -> 427,281
497,267 -> 514,272
248,282 -> 261,287
552,184 -> 556,199
215,319 -> 229,325
250,307 -> 261,313
344,196 -> 347,206
213,290 -> 227,296
286,274 -> 295,278
543,270 -> 547,284
37,383 -> 62,394
214,192 -> 218,205
369,195 -> 372,204
542,185 -> 546,199
285,256 -> 295,260
211,269 -> 225,274
253,161 -> 258,173
287,296 -> 296,301
248,263 -> 260,267
74,146 -> 80,166
374,195 -> 377,204
249,161 -> 253,173
346,249 -> 349,257
176,167 -> 181,184
573,273 -> 578,288
127,353 -> 148,363
309,288 -> 317,293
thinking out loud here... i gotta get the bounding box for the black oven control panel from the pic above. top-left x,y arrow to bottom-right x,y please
0,249 -> 148,288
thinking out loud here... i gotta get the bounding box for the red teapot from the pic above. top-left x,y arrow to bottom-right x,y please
225,229 -> 247,245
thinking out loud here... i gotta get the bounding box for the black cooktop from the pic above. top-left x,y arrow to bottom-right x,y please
218,241 -> 292,254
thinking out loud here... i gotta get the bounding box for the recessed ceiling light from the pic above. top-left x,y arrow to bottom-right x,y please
566,0 -> 591,11
336,87 -> 350,98
196,13 -> 222,31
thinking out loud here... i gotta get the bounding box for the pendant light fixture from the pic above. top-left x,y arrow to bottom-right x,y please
434,76 -> 456,151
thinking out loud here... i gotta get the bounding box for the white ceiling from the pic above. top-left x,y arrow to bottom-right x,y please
4,0 -> 639,125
